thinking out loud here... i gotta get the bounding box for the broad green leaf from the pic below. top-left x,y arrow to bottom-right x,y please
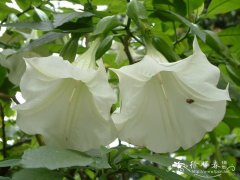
214,122 -> 230,136
152,0 -> 187,20
172,0 -> 187,16
184,0 -> 204,11
1,22 -> 54,31
206,0 -> 240,18
184,0 -> 204,17
12,169 -> 63,180
53,12 -> 94,27
96,35 -> 113,59
15,0 -> 31,11
86,147 -> 111,169
21,146 -> 94,170
22,32 -> 65,51
93,16 -> 120,36
0,159 -> 20,167
104,0 -> 127,14
60,34 -> 80,62
127,0 -> 147,25
218,26 -> 240,46
205,30 -> 229,57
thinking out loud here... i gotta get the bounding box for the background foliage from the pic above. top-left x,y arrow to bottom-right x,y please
0,0 -> 239,179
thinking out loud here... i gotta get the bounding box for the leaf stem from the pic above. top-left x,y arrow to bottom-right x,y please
174,28 -> 190,46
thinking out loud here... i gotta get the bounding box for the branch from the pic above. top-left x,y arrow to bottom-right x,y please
0,104 -> 7,158
0,92 -> 20,104
112,30 -> 135,65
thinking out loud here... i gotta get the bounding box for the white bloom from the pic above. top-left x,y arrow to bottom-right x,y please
111,37 -> 230,153
15,40 -> 117,151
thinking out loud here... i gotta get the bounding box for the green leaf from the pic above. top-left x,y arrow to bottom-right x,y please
205,30 -> 229,57
131,153 -> 214,179
33,6 -> 49,21
53,12 -> 94,27
225,65 -> 240,85
0,2 -> 19,20
127,0 -> 147,25
184,0 -> 204,11
15,0 -> 31,11
224,101 -> 240,128
172,0 -> 187,16
1,22 -> 54,31
21,146 -> 94,170
22,32 -> 66,51
219,64 -> 240,92
93,16 -> 120,36
206,0 -> 240,18
96,35 -> 113,60
0,159 -> 20,167
152,37 -> 180,62
12,169 -> 63,180
130,163 -> 185,180
163,10 -> 206,41
60,34 -> 80,62
86,147 -> 111,169
184,0 -> 204,17
218,26 -> 240,46
152,0 -> 187,20
214,122 -> 230,136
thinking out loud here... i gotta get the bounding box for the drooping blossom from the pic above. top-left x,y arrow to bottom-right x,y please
15,39 -> 117,151
111,37 -> 230,153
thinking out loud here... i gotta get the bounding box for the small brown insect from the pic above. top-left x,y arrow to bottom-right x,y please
186,98 -> 194,104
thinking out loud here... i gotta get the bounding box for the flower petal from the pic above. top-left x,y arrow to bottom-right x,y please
15,56 -> 117,151
87,60 -> 117,120
21,56 -> 95,100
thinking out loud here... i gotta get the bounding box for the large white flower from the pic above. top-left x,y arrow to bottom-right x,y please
14,40 -> 117,151
111,37 -> 230,153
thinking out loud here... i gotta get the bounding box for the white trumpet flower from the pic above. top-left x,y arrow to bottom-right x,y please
111,37 -> 230,153
15,40 -> 117,151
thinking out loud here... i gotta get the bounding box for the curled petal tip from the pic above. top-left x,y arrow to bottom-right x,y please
193,36 -> 202,54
